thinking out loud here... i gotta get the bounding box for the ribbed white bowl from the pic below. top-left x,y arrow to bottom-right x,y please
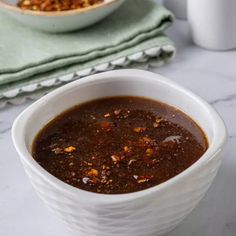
12,69 -> 227,236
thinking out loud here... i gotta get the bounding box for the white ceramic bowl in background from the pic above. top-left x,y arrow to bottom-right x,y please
0,0 -> 125,32
12,69 -> 227,236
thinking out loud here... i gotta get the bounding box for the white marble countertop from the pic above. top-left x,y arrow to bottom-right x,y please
1,19 -> 236,236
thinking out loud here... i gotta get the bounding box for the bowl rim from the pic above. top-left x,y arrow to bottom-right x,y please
0,0 -> 121,17
12,69 -> 227,204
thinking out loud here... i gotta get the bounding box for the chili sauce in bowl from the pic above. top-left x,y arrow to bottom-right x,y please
32,96 -> 208,194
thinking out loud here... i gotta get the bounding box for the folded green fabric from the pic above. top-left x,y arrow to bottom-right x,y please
0,0 -> 175,107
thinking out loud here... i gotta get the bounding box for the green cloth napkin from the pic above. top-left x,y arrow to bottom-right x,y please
0,0 -> 175,107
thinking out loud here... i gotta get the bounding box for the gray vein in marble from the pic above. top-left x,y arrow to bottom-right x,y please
210,93 -> 236,105
224,220 -> 236,235
0,126 -> 11,135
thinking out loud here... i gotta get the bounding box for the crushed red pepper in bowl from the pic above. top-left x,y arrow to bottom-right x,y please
32,96 -> 208,194
17,0 -> 104,11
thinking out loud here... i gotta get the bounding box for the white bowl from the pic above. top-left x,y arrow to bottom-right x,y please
12,69 -> 227,236
0,0 -> 125,32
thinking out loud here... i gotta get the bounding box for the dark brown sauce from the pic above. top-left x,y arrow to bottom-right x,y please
32,96 -> 208,194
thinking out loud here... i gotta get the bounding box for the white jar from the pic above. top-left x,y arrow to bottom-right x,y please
163,0 -> 187,20
188,0 -> 236,50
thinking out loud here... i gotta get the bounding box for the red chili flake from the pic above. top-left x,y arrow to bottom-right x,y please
133,127 -> 146,133
145,148 -> 154,156
153,122 -> 159,128
84,161 -> 93,166
87,169 -> 99,177
143,136 -> 151,143
153,117 -> 163,128
102,164 -> 110,170
114,109 -> 121,115
101,178 -> 107,184
137,175 -> 153,184
51,147 -> 63,154
123,146 -> 131,153
64,146 -> 76,153
111,155 -> 120,164
156,117 -> 163,123
160,141 -> 177,149
105,170 -> 111,176
137,179 -> 149,184
128,159 -> 136,166
104,113 -> 111,118
99,121 -> 112,129
139,136 -> 152,146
